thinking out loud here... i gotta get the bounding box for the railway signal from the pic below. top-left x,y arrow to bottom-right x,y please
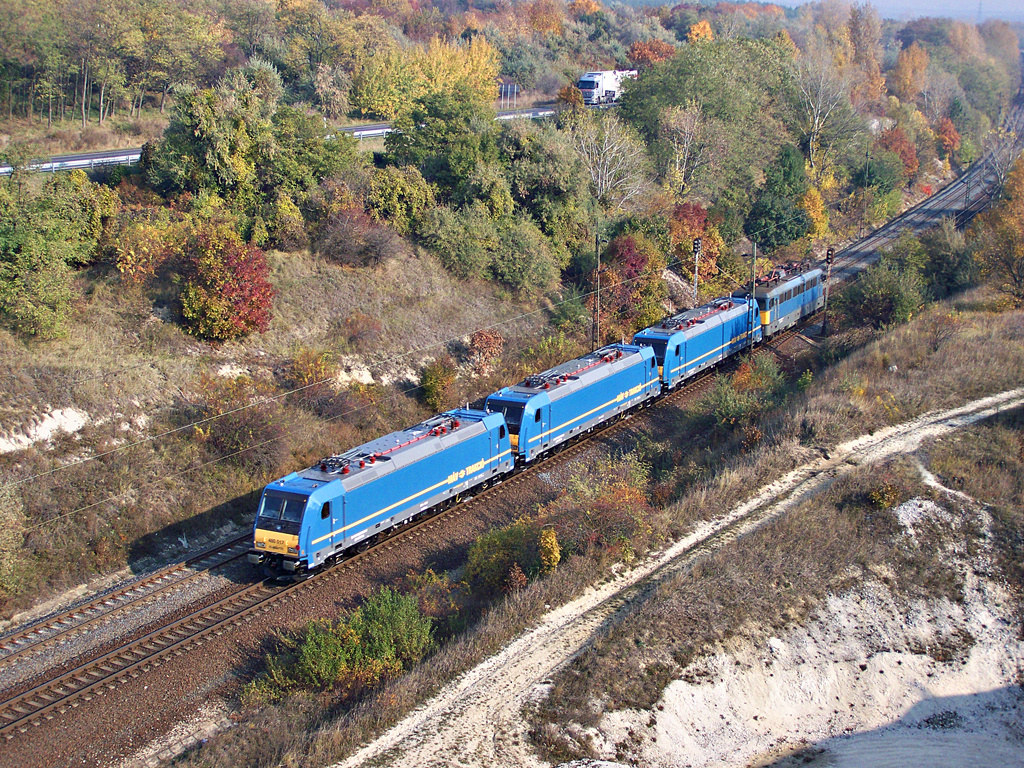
823,248 -> 835,336
693,238 -> 702,305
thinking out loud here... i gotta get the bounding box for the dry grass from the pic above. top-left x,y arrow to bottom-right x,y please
0,246 -> 557,617
0,113 -> 168,157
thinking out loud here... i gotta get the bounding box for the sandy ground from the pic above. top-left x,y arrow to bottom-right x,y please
330,388 -> 1024,768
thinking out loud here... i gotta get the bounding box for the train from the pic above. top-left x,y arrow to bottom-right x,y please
248,264 -> 824,575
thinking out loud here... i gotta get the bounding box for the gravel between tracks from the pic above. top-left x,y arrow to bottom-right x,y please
0,446 -> 600,768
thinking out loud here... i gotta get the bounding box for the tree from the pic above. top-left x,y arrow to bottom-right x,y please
687,20 -> 713,44
627,39 -> 676,70
386,87 -> 499,199
367,166 -> 435,236
177,218 -> 275,340
568,112 -> 651,212
876,127 -> 919,181
793,45 -> 859,172
891,42 -> 930,103
658,103 -> 726,199
920,218 -> 975,299
970,157 -> 1024,306
935,117 -> 961,158
847,2 -> 885,108
836,257 -> 925,329
744,193 -> 810,252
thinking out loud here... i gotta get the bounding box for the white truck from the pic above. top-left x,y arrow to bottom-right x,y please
576,70 -> 637,105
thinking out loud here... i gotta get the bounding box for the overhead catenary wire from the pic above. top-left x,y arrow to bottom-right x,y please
9,206 -> 829,530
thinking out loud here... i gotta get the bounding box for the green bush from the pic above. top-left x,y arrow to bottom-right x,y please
466,519 -> 542,598
835,257 -> 926,330
367,166 -> 436,236
416,203 -> 498,280
492,219 -> 559,294
244,586 -> 433,704
421,356 -> 457,412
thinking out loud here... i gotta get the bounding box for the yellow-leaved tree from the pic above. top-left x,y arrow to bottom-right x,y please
688,20 -> 714,43
410,37 -> 500,109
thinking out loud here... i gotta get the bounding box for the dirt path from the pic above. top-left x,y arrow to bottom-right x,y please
332,389 -> 1024,768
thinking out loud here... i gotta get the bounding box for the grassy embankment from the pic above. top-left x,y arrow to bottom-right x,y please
0,243 -> 555,617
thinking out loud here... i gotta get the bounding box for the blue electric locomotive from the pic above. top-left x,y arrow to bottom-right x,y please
485,343 -> 660,464
248,408 -> 512,573
632,296 -> 762,390
737,266 -> 825,337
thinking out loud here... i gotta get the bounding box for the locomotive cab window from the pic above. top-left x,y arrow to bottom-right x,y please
535,410 -> 542,423
490,401 -> 524,434
499,426 -> 506,439
321,501 -> 330,520
259,492 -> 306,524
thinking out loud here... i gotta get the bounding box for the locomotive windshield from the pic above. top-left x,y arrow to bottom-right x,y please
490,401 -> 525,434
638,338 -> 668,362
259,491 -> 307,523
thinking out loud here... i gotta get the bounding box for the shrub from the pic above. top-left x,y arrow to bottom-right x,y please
333,310 -> 383,352
539,528 -> 561,574
177,219 -> 275,341
537,452 -> 656,557
191,374 -> 289,476
492,219 -> 559,294
466,518 -> 542,598
244,586 -> 433,704
314,208 -> 405,267
286,348 -> 338,411
269,191 -> 308,251
416,203 -> 497,280
111,218 -> 175,285
0,484 -> 27,597
367,166 -> 435,236
835,258 -> 926,330
421,356 -> 457,412
469,329 -> 504,373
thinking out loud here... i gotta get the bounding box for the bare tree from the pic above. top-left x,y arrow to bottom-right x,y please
569,113 -> 652,213
984,127 -> 1024,195
794,46 -> 855,172
658,103 -> 726,199
920,65 -> 962,122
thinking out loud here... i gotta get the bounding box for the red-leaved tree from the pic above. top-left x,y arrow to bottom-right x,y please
178,219 -> 275,341
876,127 -> 919,180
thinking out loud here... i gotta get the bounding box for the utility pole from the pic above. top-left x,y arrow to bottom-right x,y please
822,247 -> 834,336
693,237 -> 702,306
749,242 -> 757,351
593,231 -> 606,351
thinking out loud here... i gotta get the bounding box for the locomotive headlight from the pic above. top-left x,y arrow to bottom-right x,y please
255,541 -> 266,548
287,546 -> 299,554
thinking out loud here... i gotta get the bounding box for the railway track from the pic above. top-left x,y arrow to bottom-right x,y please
0,535 -> 252,672
2,94 -> 1017,745
0,358 -> 736,740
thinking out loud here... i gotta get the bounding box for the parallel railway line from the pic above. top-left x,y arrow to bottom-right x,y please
1,95 -> 1020,744
0,535 -> 252,671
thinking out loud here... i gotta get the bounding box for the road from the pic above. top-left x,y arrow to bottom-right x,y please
0,106 -> 557,176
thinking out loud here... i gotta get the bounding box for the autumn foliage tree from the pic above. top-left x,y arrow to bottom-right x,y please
891,41 -> 930,103
177,219 -> 275,341
935,117 -> 961,158
687,19 -> 713,43
876,127 -> 919,181
627,39 -> 676,70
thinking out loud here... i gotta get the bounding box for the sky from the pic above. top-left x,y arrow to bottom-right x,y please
771,0 -> 1024,24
